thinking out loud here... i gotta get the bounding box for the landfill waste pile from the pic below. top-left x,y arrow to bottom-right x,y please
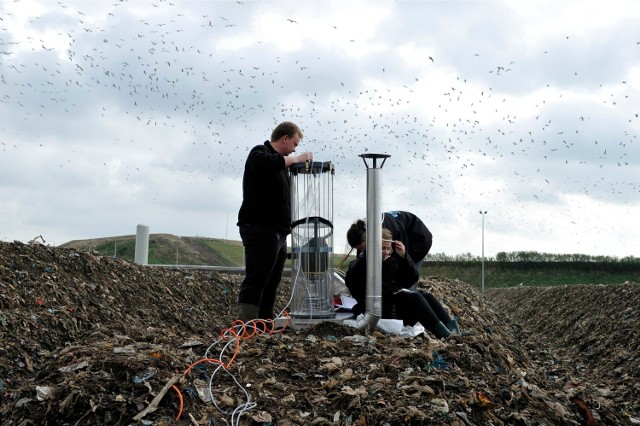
484,283 -> 639,425
0,240 -> 638,425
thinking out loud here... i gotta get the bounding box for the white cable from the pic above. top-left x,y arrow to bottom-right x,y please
191,161 -> 335,425
200,321 -> 275,424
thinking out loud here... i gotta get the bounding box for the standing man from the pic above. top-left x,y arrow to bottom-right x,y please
236,122 -> 313,322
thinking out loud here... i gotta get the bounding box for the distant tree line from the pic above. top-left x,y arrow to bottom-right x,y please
429,251 -> 640,263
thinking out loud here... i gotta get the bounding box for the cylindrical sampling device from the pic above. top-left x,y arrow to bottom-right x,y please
357,153 -> 390,330
289,161 -> 336,319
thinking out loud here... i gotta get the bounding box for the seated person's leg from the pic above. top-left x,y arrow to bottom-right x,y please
394,292 -> 449,338
420,291 -> 461,334
420,291 -> 452,323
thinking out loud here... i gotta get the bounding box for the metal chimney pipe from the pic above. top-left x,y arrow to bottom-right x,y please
356,153 -> 390,331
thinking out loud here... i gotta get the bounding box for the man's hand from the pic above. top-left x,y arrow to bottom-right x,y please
296,151 -> 313,162
284,151 -> 313,167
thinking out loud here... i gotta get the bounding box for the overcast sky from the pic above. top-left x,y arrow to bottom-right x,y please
1,0 -> 639,258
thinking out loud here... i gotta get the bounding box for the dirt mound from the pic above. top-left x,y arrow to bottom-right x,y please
0,241 -> 636,425
485,283 -> 640,421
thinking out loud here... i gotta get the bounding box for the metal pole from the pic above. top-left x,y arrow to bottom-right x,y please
365,165 -> 382,317
479,211 -> 487,292
176,236 -> 180,265
357,153 -> 390,330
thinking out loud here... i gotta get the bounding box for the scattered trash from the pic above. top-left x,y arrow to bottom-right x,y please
132,368 -> 156,384
431,351 -> 449,370
178,339 -> 204,348
58,361 -> 89,373
35,386 -> 54,401
0,241 -> 637,424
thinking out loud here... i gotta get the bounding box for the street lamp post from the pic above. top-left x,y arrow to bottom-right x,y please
176,236 -> 181,265
479,211 -> 487,293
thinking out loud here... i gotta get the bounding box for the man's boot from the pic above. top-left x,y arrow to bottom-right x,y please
237,303 -> 259,322
432,321 -> 451,339
258,305 -> 275,321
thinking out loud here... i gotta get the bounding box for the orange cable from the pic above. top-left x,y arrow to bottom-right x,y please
184,314 -> 292,377
222,329 -> 242,368
171,385 -> 183,421
178,314 -> 291,420
183,357 -> 225,376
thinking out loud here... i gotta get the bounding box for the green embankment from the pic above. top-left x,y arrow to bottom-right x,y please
198,238 -> 245,266
65,236 -> 640,289
425,261 -> 640,288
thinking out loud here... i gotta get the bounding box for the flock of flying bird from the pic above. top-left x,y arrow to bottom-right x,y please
1,0 -> 638,254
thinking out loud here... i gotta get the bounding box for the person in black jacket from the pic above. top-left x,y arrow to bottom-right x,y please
346,211 -> 432,290
345,228 -> 458,338
236,121 -> 312,322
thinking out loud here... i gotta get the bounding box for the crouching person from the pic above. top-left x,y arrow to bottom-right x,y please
345,227 -> 459,338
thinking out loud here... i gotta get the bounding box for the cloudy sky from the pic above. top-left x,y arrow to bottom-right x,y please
1,0 -> 639,258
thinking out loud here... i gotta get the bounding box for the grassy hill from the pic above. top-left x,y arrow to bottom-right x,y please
61,235 -> 639,288
61,234 -> 358,269
61,234 -> 245,266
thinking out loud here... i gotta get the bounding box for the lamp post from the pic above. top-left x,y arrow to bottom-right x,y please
479,211 -> 487,293
176,236 -> 181,265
